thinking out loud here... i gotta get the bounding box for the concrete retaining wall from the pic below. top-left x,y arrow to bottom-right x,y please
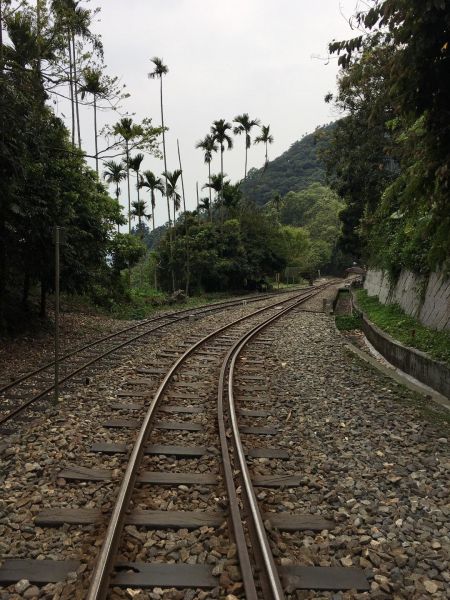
364,269 -> 450,331
352,296 -> 450,398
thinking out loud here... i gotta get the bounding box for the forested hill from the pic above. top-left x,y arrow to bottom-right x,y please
240,125 -> 332,206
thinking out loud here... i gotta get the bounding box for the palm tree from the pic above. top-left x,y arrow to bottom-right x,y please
103,160 -> 126,232
52,0 -> 92,148
113,117 -> 143,233
203,173 -> 227,219
131,199 -> 151,288
128,153 -> 145,211
255,124 -> 274,167
162,169 -> 181,293
131,199 -> 151,234
79,67 -> 108,174
139,170 -> 164,231
211,119 -> 233,224
164,170 -> 182,225
198,197 -> 211,221
195,134 -> 217,214
148,57 -> 170,225
70,3 -> 91,149
233,113 -> 260,179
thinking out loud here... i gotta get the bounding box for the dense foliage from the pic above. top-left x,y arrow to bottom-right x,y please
0,1 -> 149,331
239,127 -> 331,206
325,0 -> 450,276
158,211 -> 292,293
156,182 -> 344,293
0,1 -> 350,333
270,183 -> 344,272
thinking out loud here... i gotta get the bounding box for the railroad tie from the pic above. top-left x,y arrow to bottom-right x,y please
101,418 -> 204,431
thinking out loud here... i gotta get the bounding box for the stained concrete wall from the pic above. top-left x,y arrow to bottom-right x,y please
364,269 -> 450,331
351,293 -> 450,398
361,314 -> 450,398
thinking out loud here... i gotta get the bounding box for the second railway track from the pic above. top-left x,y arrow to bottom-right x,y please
0,281 -> 369,598
0,288 -> 309,430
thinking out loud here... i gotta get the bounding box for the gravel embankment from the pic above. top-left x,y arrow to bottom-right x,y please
245,306 -> 449,599
0,311 -> 137,388
6,283 -> 444,600
0,292 -> 305,599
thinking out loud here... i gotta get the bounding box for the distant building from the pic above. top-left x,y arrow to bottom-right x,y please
345,266 -> 366,276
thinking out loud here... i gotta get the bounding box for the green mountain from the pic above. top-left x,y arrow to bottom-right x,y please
240,124 -> 333,206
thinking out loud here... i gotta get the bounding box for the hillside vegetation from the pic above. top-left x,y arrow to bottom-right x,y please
239,126 -> 331,206
155,182 -> 344,294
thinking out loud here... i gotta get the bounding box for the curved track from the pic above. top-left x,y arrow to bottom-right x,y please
0,280 -> 369,598
86,285 -> 328,599
0,287 -> 307,427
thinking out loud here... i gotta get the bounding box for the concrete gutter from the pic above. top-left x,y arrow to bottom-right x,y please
350,291 -> 450,400
342,339 -> 450,412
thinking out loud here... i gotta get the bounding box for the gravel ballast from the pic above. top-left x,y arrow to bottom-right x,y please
0,292 -> 306,599
2,284 -> 448,599
245,306 -> 449,599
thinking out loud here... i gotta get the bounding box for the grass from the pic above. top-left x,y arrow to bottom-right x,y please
109,288 -> 260,321
335,314 -> 362,331
355,289 -> 450,365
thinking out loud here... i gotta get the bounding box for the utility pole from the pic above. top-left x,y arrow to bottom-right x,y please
53,226 -> 64,404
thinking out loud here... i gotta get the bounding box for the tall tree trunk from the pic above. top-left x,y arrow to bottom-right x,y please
177,139 -> 190,296
72,30 -> 81,149
126,140 -> 131,234
125,143 -> 131,287
94,94 -> 98,174
151,207 -> 159,287
244,138 -> 248,179
116,186 -> 120,233
36,0 -> 41,75
136,169 -> 141,202
207,161 -> 212,222
68,28 -> 75,146
160,77 -> 170,226
67,28 -> 75,146
220,145 -> 224,224
159,76 -> 175,292
196,181 -> 200,225
151,191 -> 155,230
166,194 -> 171,237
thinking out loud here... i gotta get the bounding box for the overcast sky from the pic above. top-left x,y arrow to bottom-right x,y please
68,0 -> 357,228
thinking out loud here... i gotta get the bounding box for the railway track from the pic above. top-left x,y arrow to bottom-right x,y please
0,287 -> 308,430
0,280 -> 369,598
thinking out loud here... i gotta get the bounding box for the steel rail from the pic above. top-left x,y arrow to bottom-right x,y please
0,289 -> 296,396
0,288 -> 311,426
219,287 -> 326,599
85,286 -> 324,600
